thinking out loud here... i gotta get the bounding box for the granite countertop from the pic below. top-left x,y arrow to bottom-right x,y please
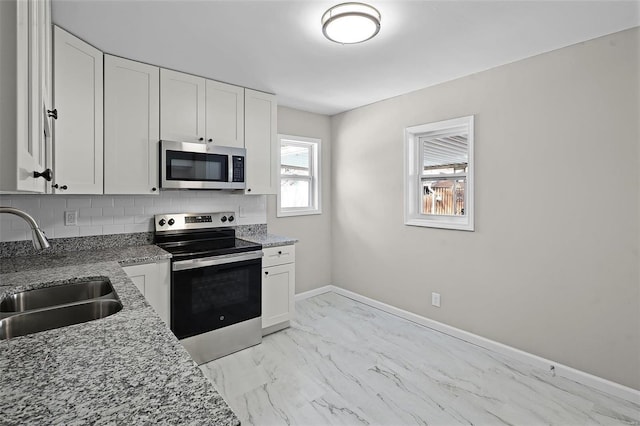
240,233 -> 298,248
0,246 -> 240,425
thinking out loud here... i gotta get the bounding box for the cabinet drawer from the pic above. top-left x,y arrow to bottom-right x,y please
262,245 -> 295,267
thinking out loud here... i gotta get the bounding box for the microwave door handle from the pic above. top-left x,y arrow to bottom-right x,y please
228,154 -> 233,183
172,250 -> 263,272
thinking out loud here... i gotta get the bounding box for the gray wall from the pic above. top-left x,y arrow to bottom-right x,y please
330,28 -> 639,389
268,106 -> 332,294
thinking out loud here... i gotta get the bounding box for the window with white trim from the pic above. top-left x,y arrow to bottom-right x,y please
277,134 -> 321,217
404,116 -> 474,231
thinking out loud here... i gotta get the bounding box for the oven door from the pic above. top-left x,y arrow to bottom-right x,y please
171,250 -> 262,340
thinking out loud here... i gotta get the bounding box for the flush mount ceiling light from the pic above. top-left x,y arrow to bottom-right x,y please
322,2 -> 381,44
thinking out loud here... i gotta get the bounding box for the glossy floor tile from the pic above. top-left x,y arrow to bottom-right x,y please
200,292 -> 640,425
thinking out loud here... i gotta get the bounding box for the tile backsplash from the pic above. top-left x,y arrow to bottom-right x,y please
0,191 -> 266,242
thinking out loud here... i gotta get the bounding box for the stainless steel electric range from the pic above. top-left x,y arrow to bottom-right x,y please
154,212 -> 263,364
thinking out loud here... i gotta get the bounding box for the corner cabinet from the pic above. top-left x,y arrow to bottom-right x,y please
245,89 -> 278,195
262,245 -> 295,335
122,260 -> 171,327
104,55 -> 160,195
0,0 -> 52,193
52,26 -> 103,194
160,68 -> 244,147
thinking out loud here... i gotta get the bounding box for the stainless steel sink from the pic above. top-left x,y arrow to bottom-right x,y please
0,279 -> 114,312
0,300 -> 123,340
0,278 -> 122,340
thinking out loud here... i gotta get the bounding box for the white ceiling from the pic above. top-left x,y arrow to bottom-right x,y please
52,0 -> 639,116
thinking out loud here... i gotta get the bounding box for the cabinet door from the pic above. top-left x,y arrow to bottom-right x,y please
0,0 -> 50,193
205,80 -> 244,148
53,26 -> 103,194
160,68 -> 205,143
104,55 -> 159,194
262,262 -> 295,329
244,89 -> 277,195
122,260 -> 171,326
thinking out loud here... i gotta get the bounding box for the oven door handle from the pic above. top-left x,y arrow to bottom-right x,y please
172,250 -> 263,271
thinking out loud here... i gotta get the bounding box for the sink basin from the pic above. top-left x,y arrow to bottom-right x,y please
0,279 -> 114,313
0,278 -> 123,340
0,300 -> 123,340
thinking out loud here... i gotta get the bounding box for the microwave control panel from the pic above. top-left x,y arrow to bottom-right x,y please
232,156 -> 245,182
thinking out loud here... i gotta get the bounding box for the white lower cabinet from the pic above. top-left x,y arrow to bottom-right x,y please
262,245 -> 295,335
122,260 -> 170,326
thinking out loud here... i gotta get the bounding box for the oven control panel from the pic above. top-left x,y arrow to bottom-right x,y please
154,212 -> 236,232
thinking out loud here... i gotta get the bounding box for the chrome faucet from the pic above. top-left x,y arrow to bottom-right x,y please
0,207 -> 51,250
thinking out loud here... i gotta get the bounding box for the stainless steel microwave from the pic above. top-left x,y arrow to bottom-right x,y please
160,140 -> 246,190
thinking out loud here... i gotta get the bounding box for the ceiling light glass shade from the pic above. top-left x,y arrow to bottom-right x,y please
322,2 -> 381,44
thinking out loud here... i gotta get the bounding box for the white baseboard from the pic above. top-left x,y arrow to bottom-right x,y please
299,285 -> 639,404
295,285 -> 333,301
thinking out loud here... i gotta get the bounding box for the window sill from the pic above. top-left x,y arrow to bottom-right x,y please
404,216 -> 474,231
277,208 -> 322,218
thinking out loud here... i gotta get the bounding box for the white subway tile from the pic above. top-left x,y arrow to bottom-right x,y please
54,226 -> 80,238
135,215 -> 151,224
91,216 -> 114,226
79,207 -> 102,217
102,224 -> 125,235
11,219 -> 28,230
2,228 -> 28,241
79,226 -> 103,237
153,197 -> 172,207
124,222 -> 152,233
144,206 -> 167,215
134,197 -> 154,207
67,197 -> 92,209
125,206 -> 145,216
113,196 -> 134,207
91,197 -> 114,208
40,197 -> 67,210
76,216 -> 92,226
102,207 -> 124,216
11,197 -> 40,212
114,216 -> 134,225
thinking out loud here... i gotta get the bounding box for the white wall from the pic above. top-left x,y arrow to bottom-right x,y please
331,28 -> 639,390
267,106 -> 332,294
0,192 -> 265,241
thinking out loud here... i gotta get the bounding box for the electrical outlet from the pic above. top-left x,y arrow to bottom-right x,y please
64,210 -> 77,226
431,292 -> 441,308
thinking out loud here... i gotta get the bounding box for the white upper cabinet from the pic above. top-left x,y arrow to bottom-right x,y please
104,55 -> 160,195
205,80 -> 244,148
53,26 -> 103,194
244,89 -> 277,195
160,68 -> 245,147
0,0 -> 52,193
160,69 -> 206,143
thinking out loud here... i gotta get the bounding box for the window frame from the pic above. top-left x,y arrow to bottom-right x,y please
277,134 -> 322,217
404,115 -> 475,231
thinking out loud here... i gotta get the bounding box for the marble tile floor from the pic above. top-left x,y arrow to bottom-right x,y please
200,292 -> 640,426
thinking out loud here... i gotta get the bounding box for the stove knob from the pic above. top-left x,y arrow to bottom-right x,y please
221,216 -> 227,223
158,219 -> 166,226
228,215 -> 234,222
168,218 -> 175,226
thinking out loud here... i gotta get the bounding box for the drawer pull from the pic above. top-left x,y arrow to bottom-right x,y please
264,271 -> 269,275
278,251 -> 282,255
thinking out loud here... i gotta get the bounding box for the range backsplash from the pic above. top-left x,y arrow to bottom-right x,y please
0,191 -> 266,242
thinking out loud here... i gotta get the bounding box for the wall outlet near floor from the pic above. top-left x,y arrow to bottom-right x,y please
431,292 -> 441,308
64,210 -> 78,226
